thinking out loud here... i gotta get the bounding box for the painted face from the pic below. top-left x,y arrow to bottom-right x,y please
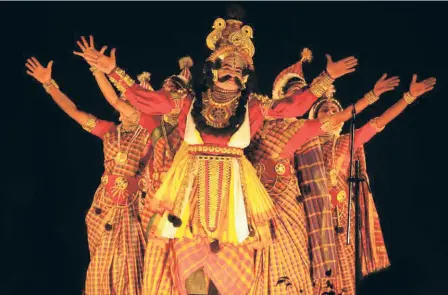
317,101 -> 341,120
214,57 -> 245,91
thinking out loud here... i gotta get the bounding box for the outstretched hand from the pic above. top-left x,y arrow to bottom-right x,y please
373,74 -> 400,96
73,35 -> 108,67
25,57 -> 53,84
409,74 -> 436,97
325,54 -> 358,79
73,35 -> 116,74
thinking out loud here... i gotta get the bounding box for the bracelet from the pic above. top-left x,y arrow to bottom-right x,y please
370,117 -> 385,132
43,79 -> 59,93
89,66 -> 99,75
365,90 -> 379,105
403,92 -> 417,105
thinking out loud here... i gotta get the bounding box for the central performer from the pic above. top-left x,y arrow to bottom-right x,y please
83,10 -> 358,295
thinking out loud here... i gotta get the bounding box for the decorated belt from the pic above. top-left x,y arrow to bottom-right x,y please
188,145 -> 243,157
100,174 -> 148,205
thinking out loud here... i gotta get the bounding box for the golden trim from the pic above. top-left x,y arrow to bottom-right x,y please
309,72 -> 334,98
403,92 -> 417,105
43,79 -> 59,93
188,145 -> 243,157
365,90 -> 379,105
82,114 -> 98,132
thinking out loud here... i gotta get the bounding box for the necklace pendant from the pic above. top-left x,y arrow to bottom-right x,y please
330,169 -> 338,187
115,151 -> 128,164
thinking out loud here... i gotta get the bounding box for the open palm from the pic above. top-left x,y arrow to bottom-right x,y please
25,57 -> 53,84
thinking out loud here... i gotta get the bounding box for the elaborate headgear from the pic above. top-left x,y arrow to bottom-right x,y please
308,85 -> 343,119
205,16 -> 255,70
165,56 -> 194,90
177,56 -> 194,86
272,48 -> 313,100
137,72 -> 154,91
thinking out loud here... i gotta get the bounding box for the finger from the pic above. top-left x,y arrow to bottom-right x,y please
385,76 -> 399,82
27,58 -> 38,68
100,46 -> 108,55
412,74 -> 417,84
423,78 -> 436,84
341,56 -> 357,63
73,51 -> 85,57
31,57 -> 43,67
111,48 -> 116,59
381,87 -> 398,92
380,73 -> 387,80
26,70 -> 36,77
325,54 -> 333,63
25,63 -> 35,71
81,36 -> 89,48
47,60 -> 54,69
76,41 -> 87,52
89,35 -> 95,49
424,81 -> 437,87
344,60 -> 359,68
345,68 -> 357,74
425,86 -> 435,92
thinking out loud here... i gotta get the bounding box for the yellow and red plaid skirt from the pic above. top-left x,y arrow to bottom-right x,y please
84,174 -> 147,295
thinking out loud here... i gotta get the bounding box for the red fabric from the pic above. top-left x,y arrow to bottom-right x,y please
91,120 -> 115,139
269,88 -> 318,118
354,122 -> 378,149
280,119 -> 323,157
139,114 -> 162,137
122,83 -> 174,115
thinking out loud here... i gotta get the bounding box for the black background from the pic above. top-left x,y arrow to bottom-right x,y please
3,2 -> 447,295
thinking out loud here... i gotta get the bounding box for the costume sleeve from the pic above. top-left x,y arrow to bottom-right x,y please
354,117 -> 384,148
280,119 -> 324,157
139,114 -> 161,137
267,72 -> 334,118
82,114 -> 115,139
108,67 -> 174,115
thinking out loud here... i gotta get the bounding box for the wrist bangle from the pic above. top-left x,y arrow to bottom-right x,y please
365,90 -> 379,105
43,79 -> 59,93
403,92 -> 417,105
89,66 -> 99,75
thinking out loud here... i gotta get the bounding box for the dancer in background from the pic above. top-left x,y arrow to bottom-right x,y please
308,74 -> 436,295
26,54 -> 158,295
246,49 -> 400,295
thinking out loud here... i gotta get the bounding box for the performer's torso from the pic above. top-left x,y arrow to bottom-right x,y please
102,128 -> 150,177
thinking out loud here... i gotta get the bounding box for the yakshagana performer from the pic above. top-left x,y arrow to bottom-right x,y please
25,51 -> 159,294
246,49 -> 400,295
308,74 -> 436,295
80,8 -> 358,294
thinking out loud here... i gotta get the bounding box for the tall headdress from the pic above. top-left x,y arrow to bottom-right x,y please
205,11 -> 255,71
176,56 -> 194,87
137,72 -> 154,91
272,48 -> 313,100
308,85 -> 343,119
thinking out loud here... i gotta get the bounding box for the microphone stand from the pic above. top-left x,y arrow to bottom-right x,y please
346,104 -> 363,295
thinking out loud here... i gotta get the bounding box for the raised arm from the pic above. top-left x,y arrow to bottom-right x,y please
328,74 -> 400,127
268,54 -> 359,118
26,57 -> 89,125
73,36 -> 137,118
25,57 -> 113,138
375,74 -> 436,129
74,36 -> 173,115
